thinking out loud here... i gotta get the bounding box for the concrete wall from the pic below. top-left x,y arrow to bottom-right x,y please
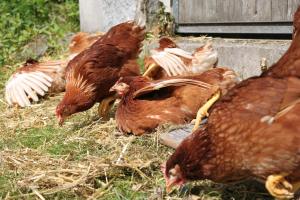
79,0 -> 138,32
146,37 -> 291,79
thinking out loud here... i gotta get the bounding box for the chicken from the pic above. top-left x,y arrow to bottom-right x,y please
164,76 -> 300,197
143,37 -> 218,79
163,7 -> 300,199
68,32 -> 104,59
56,20 -> 145,125
110,67 -> 238,135
4,32 -> 103,108
143,37 -> 220,131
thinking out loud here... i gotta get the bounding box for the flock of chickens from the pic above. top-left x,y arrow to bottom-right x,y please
4,7 -> 300,199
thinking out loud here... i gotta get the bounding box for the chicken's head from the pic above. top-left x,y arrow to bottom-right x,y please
110,78 -> 130,97
161,162 -> 186,193
163,129 -> 214,192
158,37 -> 177,49
56,99 -> 86,126
192,41 -> 218,72
56,103 -> 75,126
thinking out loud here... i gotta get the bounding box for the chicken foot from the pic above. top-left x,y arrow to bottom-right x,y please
98,95 -> 116,121
265,174 -> 294,199
142,63 -> 158,78
192,90 -> 221,132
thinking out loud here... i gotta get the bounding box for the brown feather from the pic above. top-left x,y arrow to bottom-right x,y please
113,67 -> 238,135
56,21 -> 144,123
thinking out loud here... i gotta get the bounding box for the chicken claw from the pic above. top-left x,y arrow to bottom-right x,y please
143,63 -> 158,78
265,174 -> 294,199
192,90 -> 221,132
98,95 -> 116,121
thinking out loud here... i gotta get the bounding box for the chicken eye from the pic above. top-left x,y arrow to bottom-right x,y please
169,168 -> 177,176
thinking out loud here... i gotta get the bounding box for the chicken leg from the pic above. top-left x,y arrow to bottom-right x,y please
98,95 -> 116,121
143,63 -> 158,78
192,90 -> 221,132
265,174 -> 294,199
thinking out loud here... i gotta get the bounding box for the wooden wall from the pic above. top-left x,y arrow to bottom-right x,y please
178,0 -> 300,23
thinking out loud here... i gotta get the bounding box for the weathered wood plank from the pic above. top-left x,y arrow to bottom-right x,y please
178,0 -> 300,23
253,0 -> 272,22
203,0 -> 217,22
288,0 -> 300,19
272,0 -> 289,21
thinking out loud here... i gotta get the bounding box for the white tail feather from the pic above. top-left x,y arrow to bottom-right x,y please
12,84 -> 26,107
152,54 -> 172,76
28,72 -> 52,87
164,48 -> 193,59
26,74 -> 49,92
36,71 -> 53,82
15,84 -> 31,107
22,76 -> 46,96
20,82 -> 39,102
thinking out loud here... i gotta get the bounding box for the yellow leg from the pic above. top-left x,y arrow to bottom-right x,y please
192,90 -> 221,132
142,63 -> 158,78
265,174 -> 294,199
98,95 -> 116,121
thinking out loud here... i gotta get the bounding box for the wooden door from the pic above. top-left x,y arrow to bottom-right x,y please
174,0 -> 300,33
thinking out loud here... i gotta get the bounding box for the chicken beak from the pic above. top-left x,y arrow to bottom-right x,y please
166,176 -> 177,193
109,85 -> 116,92
57,115 -> 64,126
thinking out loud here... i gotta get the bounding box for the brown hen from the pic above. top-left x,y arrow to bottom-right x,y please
164,7 -> 300,199
56,21 -> 144,125
110,67 -> 238,135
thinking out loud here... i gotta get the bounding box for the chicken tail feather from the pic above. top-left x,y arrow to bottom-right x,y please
133,78 -> 213,98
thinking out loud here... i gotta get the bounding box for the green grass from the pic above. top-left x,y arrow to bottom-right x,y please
0,0 -> 79,67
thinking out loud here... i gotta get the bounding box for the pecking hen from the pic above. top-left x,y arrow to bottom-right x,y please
110,67 -> 238,135
4,32 -> 103,108
143,37 -> 218,79
164,6 -> 300,200
56,20 -> 144,125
